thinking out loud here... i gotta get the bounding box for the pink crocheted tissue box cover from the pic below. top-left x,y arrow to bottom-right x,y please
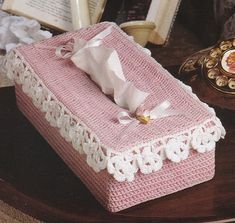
4,22 -> 225,212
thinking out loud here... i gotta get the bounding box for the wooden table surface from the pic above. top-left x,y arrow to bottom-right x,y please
0,85 -> 235,223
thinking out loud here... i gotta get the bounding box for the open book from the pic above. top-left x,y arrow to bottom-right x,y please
101,0 -> 181,45
1,0 -> 107,31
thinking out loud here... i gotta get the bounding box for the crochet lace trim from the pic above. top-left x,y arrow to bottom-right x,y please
3,50 -> 226,182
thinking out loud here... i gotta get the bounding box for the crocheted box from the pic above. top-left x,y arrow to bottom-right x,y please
4,22 -> 225,212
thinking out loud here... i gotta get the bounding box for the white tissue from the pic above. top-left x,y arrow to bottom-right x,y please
0,11 -> 52,52
57,27 -> 149,113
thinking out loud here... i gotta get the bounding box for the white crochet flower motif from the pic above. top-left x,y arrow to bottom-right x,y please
191,126 -> 215,153
42,94 -> 52,113
14,59 -> 26,84
45,100 -> 59,127
0,13 -> 52,52
165,136 -> 190,163
211,117 -> 226,140
107,152 -> 138,182
18,68 -> 32,95
4,53 -> 16,80
58,113 -> 72,142
32,85 -> 48,110
83,132 -> 107,172
136,146 -> 162,174
21,75 -> 36,97
69,124 -> 84,154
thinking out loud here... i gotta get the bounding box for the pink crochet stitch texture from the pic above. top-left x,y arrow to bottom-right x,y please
16,22 -> 213,152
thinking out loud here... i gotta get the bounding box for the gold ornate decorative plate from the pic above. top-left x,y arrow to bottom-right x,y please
179,39 -> 235,111
202,38 -> 235,94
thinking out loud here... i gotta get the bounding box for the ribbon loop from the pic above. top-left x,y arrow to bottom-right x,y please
117,111 -> 134,125
55,44 -> 74,59
149,100 -> 171,119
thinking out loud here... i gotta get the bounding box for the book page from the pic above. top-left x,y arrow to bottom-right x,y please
11,0 -> 73,31
89,0 -> 97,20
88,0 -> 107,24
1,0 -> 14,10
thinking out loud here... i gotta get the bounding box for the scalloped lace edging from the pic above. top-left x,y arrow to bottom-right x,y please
3,50 -> 226,182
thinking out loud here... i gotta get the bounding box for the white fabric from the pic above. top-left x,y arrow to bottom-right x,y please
0,11 -> 52,52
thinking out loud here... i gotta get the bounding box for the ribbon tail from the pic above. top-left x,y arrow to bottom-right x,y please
149,100 -> 170,119
118,119 -> 139,139
117,111 -> 139,138
150,100 -> 183,119
155,110 -> 184,119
